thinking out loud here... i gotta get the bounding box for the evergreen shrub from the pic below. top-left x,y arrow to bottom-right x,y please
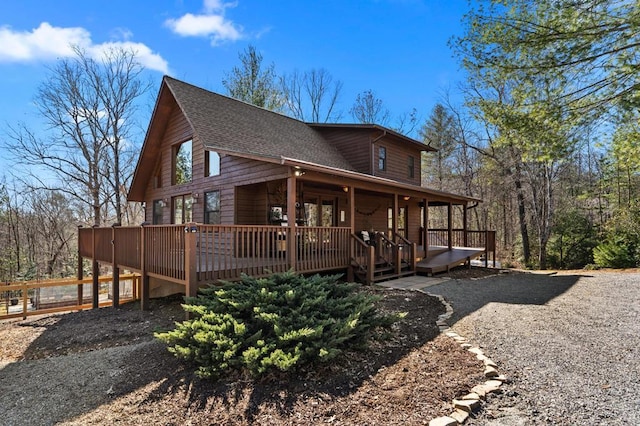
155,271 -> 403,379
593,205 -> 640,268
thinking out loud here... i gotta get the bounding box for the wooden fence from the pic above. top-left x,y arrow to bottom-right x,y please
0,274 -> 140,321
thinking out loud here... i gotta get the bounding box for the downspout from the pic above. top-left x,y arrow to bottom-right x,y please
371,130 -> 387,176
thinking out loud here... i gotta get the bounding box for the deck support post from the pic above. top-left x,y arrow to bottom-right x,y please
140,225 -> 149,311
77,226 -> 84,308
111,224 -> 120,308
92,226 -> 99,309
185,222 -> 198,299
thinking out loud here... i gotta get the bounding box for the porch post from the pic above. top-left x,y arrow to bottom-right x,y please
392,194 -> 399,236
366,245 -> 375,285
447,203 -> 453,250
111,224 -> 120,308
463,203 -> 469,248
287,175 -> 297,270
349,186 -> 355,259
423,199 -> 428,258
92,226 -> 99,309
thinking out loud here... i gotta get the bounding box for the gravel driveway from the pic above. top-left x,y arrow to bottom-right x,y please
427,271 -> 640,425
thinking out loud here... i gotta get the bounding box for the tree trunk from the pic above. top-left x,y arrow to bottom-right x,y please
512,158 -> 531,264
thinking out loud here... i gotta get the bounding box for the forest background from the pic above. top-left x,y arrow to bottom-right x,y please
1,0 -> 638,281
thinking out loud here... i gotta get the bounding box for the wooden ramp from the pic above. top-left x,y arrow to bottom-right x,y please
416,247 -> 485,275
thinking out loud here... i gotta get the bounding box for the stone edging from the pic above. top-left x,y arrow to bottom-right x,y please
421,291 -> 510,426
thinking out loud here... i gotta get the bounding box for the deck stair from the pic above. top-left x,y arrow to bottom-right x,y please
350,232 -> 417,284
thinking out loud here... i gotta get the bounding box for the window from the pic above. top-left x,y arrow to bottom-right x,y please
321,199 -> 335,227
398,206 -> 407,238
205,150 -> 220,177
204,191 -> 221,224
172,194 -> 193,224
152,199 -> 164,224
174,139 -> 192,185
387,206 -> 407,238
408,156 -> 415,178
378,146 -> 387,171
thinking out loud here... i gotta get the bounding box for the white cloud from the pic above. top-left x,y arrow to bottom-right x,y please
203,0 -> 238,13
0,22 -> 169,74
165,0 -> 243,45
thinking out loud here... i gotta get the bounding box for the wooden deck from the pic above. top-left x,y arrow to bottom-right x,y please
416,247 -> 486,275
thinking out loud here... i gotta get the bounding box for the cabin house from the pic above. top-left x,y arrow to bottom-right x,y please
78,76 -> 495,309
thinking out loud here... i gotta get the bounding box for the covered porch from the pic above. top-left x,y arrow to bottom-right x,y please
78,162 -> 495,309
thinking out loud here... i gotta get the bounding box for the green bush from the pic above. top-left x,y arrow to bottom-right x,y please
155,271 -> 403,379
593,205 -> 640,268
593,238 -> 636,268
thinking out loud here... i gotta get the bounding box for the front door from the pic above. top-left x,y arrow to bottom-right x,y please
303,196 -> 336,227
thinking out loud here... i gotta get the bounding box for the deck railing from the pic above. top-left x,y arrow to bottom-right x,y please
428,229 -> 496,266
79,224 -> 353,286
196,225 -> 290,281
296,227 -> 351,273
0,274 -> 140,320
428,229 -> 496,249
350,234 -> 375,284
144,225 -> 186,282
77,224 -> 495,305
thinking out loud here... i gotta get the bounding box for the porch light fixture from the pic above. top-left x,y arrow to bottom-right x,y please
294,167 -> 305,177
403,196 -> 411,201
342,186 -> 349,192
192,192 -> 200,203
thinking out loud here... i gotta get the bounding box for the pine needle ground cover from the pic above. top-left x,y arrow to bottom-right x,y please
156,272 -> 404,379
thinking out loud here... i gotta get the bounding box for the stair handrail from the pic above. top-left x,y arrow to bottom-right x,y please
375,232 -> 397,268
394,232 -> 417,273
350,233 -> 375,284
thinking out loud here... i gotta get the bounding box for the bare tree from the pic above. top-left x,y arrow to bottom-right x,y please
5,46 -> 151,226
394,108 -> 419,137
281,68 -> 343,122
350,90 -> 390,125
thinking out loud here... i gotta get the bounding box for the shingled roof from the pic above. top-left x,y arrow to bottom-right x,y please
164,76 -> 355,171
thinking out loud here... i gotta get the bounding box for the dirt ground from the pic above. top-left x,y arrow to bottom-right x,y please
0,277 -> 486,425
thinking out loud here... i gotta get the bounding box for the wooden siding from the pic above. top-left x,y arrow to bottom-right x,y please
236,183 -> 268,225
143,104 -> 289,225
315,127 -> 424,185
317,128 -> 371,174
353,192 -> 393,232
374,136 -> 422,185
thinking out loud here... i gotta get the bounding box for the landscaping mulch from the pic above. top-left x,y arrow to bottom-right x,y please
0,284 -> 484,425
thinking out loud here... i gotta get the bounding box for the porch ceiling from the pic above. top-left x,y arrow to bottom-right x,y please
281,157 -> 481,206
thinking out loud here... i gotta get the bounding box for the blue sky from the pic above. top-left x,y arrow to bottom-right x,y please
0,0 -> 471,140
